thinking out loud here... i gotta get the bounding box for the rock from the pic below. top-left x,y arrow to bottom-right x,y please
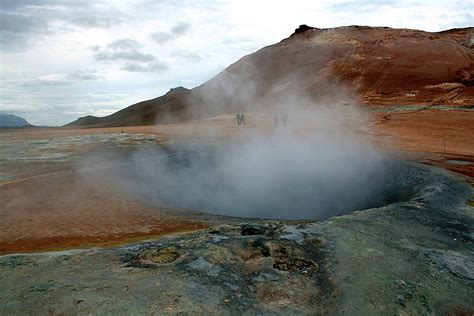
396,279 -> 406,289
208,234 -> 229,243
397,295 -> 406,307
279,226 -> 305,245
169,86 -> 189,93
428,250 -> 474,280
252,273 -> 280,282
212,224 -> 237,235
273,257 -> 317,272
241,224 -> 267,236
293,24 -> 315,34
187,257 -> 221,276
204,245 -> 233,264
138,247 -> 181,265
223,282 -> 240,291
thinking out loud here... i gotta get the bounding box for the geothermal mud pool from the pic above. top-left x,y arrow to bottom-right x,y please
82,130 -> 425,221
0,133 -> 473,314
98,144 -> 424,220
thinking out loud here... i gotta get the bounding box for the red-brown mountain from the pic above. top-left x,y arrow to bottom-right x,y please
67,25 -> 473,127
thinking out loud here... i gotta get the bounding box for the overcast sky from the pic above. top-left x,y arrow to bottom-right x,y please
0,0 -> 472,126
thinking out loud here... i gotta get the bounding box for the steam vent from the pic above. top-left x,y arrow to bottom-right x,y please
1,2 -> 473,313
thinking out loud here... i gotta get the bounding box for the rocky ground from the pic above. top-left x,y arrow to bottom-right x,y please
0,109 -> 473,314
0,161 -> 472,314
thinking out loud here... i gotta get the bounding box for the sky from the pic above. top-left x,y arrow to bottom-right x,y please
0,0 -> 472,126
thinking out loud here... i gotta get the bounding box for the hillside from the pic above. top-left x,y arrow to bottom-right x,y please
0,114 -> 31,128
68,87 -> 191,127
67,25 -> 473,127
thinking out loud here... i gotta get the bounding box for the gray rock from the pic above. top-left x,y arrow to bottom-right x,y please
187,257 -> 222,276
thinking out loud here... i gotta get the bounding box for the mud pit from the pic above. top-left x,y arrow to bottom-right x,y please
105,144 -> 425,220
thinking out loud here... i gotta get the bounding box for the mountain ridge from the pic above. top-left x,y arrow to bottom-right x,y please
0,114 -> 31,128
66,25 -> 473,127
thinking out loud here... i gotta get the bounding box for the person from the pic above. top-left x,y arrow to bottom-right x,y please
272,113 -> 279,127
236,113 -> 241,126
240,113 -> 246,126
282,112 -> 288,127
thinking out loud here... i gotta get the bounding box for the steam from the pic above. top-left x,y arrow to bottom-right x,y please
79,57 -> 400,220
81,99 -> 401,220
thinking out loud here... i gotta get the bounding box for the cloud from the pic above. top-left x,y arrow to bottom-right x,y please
0,2 -> 124,51
0,12 -> 47,51
0,0 -> 85,10
170,50 -> 203,62
122,62 -> 168,73
93,39 -> 168,73
149,22 -> 191,44
171,22 -> 191,35
324,0 -> 474,31
37,74 -> 71,86
60,8 -> 124,28
0,12 -> 44,33
436,11 -> 474,31
16,69 -> 103,87
327,0 -> 399,12
93,39 -> 155,62
0,0 -> 124,27
67,69 -> 104,81
149,32 -> 173,44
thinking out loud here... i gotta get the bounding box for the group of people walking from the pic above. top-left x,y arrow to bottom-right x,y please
235,112 -> 288,127
235,113 -> 246,126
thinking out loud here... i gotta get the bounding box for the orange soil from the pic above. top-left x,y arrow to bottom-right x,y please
367,109 -> 474,177
369,110 -> 474,156
0,170 -> 208,255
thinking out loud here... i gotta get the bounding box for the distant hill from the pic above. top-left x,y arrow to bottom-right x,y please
68,87 -> 191,127
0,114 -> 31,127
67,25 -> 474,127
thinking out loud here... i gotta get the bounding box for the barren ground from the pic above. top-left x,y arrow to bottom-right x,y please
0,108 -> 473,254
0,108 -> 473,314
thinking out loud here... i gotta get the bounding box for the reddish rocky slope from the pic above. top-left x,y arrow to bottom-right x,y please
67,25 -> 473,127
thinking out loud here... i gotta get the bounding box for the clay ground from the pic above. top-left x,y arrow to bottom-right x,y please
367,108 -> 474,177
0,108 -> 473,254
